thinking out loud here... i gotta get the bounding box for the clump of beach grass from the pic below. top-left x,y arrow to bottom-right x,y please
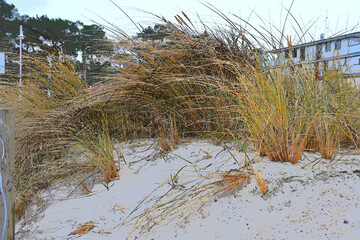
0,48 -> 121,216
105,6 -> 359,237
72,109 -> 119,183
1,2 -> 359,227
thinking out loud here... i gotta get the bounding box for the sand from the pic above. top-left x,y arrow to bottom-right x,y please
15,139 -> 360,240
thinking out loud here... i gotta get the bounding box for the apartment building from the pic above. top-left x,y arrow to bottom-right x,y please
271,32 -> 360,83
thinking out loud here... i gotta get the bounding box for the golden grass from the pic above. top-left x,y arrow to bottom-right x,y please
206,171 -> 248,195
68,223 -> 95,236
1,8 -> 359,222
251,161 -> 266,194
316,119 -> 339,160
124,168 -> 248,240
73,113 -> 120,183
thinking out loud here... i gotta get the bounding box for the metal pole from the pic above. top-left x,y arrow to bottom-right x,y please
18,25 -> 24,93
47,56 -> 51,97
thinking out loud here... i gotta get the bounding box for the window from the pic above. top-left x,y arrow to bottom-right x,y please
316,45 -> 321,60
292,48 -> 297,58
335,40 -> 341,50
343,58 -> 347,66
349,38 -> 360,46
284,49 -> 289,58
325,42 -> 331,52
300,47 -> 305,60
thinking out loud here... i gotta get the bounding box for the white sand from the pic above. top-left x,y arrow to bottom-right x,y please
16,139 -> 360,240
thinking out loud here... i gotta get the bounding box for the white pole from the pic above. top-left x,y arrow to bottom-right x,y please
18,25 -> 25,93
47,56 -> 51,97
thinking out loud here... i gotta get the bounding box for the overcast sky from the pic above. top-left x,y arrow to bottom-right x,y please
6,0 -> 360,41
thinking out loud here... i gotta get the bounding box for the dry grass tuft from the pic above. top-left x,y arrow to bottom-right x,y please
68,223 -> 95,236
123,165 -> 248,239
205,171 -> 248,195
251,163 -> 266,194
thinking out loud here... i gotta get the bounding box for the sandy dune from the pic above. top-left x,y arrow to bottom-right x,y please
16,139 -> 360,240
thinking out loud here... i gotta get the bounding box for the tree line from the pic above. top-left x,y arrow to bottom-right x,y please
0,0 -> 175,85
0,0 -> 113,85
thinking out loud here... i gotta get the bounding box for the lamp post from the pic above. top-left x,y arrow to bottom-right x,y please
18,25 -> 24,92
47,56 -> 51,97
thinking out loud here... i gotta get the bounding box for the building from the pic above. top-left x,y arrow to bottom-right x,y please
271,32 -> 360,83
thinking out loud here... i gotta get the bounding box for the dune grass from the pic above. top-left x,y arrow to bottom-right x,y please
72,109 -> 119,183
0,6 -> 359,229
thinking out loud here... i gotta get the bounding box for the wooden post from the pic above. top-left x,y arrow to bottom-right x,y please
0,109 -> 15,240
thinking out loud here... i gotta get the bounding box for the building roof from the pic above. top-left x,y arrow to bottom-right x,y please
271,31 -> 360,53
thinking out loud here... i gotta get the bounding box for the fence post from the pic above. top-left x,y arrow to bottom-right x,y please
0,109 -> 15,240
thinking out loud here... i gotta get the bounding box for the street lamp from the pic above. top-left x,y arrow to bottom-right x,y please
18,25 -> 24,92
47,56 -> 51,97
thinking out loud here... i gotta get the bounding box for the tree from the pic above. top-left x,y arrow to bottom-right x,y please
0,0 -> 18,21
0,0 -> 114,85
136,24 -> 170,41
76,24 -> 113,84
0,0 -> 19,50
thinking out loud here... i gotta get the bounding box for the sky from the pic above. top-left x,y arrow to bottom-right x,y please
6,0 -> 360,42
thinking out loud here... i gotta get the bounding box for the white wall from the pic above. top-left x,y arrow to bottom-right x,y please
0,53 -> 5,74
